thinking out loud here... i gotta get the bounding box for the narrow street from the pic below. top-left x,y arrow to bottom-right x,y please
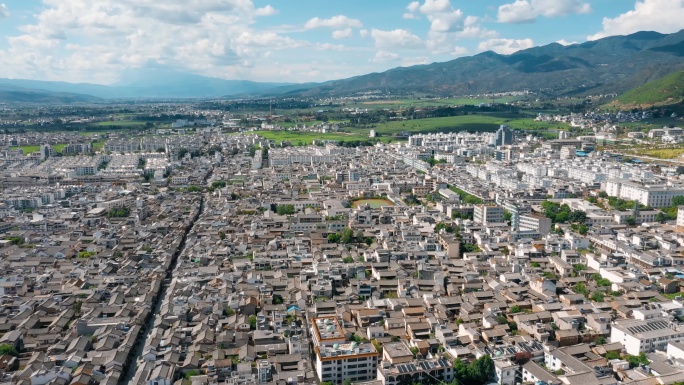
119,194 -> 205,384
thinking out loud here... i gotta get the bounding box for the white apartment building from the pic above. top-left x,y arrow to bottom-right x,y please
311,317 -> 379,384
610,319 -> 684,355
474,205 -> 505,224
667,341 -> 684,360
519,214 -> 552,236
677,207 -> 684,228
408,132 -> 495,148
606,179 -> 684,208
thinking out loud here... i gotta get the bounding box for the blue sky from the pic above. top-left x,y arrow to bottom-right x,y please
0,0 -> 682,84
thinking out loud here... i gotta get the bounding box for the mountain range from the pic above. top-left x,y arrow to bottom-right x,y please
2,29 -> 684,103
0,68 -> 292,101
295,30 -> 684,98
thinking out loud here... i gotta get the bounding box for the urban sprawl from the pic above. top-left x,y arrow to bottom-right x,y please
4,120 -> 684,385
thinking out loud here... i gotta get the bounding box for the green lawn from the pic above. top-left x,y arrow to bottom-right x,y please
11,143 -> 78,154
10,145 -> 41,154
92,140 -> 106,152
94,120 -> 145,127
79,131 -> 111,136
254,130 -> 379,145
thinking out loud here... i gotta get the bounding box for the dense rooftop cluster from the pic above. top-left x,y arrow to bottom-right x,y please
1,126 -> 684,385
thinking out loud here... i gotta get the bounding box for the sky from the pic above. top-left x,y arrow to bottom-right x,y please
0,0 -> 683,85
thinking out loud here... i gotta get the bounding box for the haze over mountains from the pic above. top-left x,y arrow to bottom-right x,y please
2,30 -> 684,103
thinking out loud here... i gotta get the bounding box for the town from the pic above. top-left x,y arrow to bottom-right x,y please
1,118 -> 684,385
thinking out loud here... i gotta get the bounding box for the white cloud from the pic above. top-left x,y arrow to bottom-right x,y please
372,51 -> 400,62
0,0 -> 313,83
556,39 -> 578,45
419,0 -> 452,13
497,0 -> 590,23
455,15 -> 498,39
359,29 -> 369,37
478,38 -> 535,54
451,46 -> 469,56
304,15 -> 362,30
404,0 -> 496,55
235,32 -> 303,48
588,0 -> 684,40
402,56 -> 429,66
0,4 -> 8,19
254,5 -> 278,17
371,29 -> 423,49
403,13 -> 419,19
406,2 -> 420,12
332,28 -> 352,39
315,43 -> 347,51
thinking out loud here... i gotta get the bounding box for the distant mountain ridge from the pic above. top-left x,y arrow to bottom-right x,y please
291,30 -> 684,98
2,30 -> 684,102
0,68 -> 294,101
0,84 -> 100,104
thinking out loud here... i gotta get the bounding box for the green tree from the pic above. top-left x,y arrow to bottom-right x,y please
590,291 -> 605,302
107,207 -> 130,218
673,196 -> 684,206
327,233 -> 341,243
340,228 -> 355,244
185,370 -> 200,379
7,236 -> 24,245
0,344 -> 18,356
248,315 -> 257,330
211,180 -> 227,188
509,305 -> 521,313
625,353 -> 649,368
595,336 -> 607,345
435,222 -> 455,233
574,282 -> 589,297
276,204 -> 295,215
342,256 -> 354,263
605,351 -> 620,360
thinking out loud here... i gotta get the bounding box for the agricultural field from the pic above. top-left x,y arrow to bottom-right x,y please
10,143 -> 80,154
92,140 -> 106,152
94,120 -> 146,127
253,130 -> 381,145
354,114 -> 568,136
9,145 -> 41,154
255,114 -> 569,145
349,96 -> 523,109
631,147 -> 684,159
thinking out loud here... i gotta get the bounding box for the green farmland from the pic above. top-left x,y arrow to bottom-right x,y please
94,120 -> 146,127
256,114 -> 568,145
350,96 -> 523,109
9,145 -> 41,154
